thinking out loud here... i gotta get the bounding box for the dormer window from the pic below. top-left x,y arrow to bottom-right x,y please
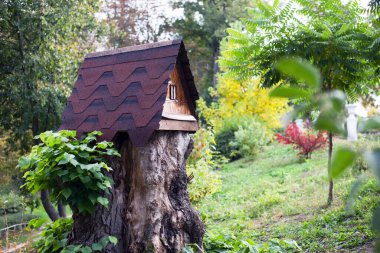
169,81 -> 177,100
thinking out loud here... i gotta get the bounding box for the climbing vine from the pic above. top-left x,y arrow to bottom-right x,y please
29,217 -> 117,253
19,130 -> 120,214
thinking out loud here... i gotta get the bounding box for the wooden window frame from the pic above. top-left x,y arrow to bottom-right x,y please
169,82 -> 177,100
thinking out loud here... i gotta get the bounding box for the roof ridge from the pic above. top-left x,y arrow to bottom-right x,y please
86,39 -> 182,59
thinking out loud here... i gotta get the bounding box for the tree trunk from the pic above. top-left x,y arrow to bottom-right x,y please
58,201 -> 67,218
68,131 -> 205,252
326,77 -> 334,206
327,132 -> 333,205
211,39 -> 220,89
40,190 -> 60,221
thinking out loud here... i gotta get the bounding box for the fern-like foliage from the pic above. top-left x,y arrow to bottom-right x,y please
219,0 -> 379,103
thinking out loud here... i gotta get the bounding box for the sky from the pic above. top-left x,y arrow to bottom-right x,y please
96,0 -> 374,47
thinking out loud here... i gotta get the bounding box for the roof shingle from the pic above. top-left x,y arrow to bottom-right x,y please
59,39 -> 198,147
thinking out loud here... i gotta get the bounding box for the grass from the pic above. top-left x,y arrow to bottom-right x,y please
198,139 -> 379,252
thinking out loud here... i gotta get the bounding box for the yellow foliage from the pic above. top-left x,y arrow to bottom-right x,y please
199,75 -> 289,133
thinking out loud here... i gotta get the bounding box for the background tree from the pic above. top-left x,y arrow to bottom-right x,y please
168,0 -> 253,98
0,0 -> 102,221
199,30 -> 289,133
0,0 -> 102,152
104,0 -> 169,48
219,0 -> 379,204
104,0 -> 141,47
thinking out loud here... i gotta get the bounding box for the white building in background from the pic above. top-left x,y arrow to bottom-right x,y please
345,94 -> 380,141
346,104 -> 358,141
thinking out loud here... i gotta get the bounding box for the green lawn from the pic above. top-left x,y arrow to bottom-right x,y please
197,139 -> 378,252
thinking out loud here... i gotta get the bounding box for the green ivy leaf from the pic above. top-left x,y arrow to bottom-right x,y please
91,242 -> 103,251
18,156 -> 31,169
60,130 -> 77,138
79,246 -> 92,253
108,236 -> 118,245
329,147 -> 357,179
27,217 -> 48,229
80,176 -> 91,184
57,170 -> 69,177
62,188 -> 72,199
58,153 -> 76,165
22,130 -> 119,215
97,197 -> 109,207
88,193 -> 98,204
103,179 -> 112,188
97,142 -> 108,149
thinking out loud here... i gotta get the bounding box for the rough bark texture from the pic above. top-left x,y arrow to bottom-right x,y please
326,78 -> 334,206
58,201 -> 67,218
68,131 -> 205,252
68,143 -> 128,252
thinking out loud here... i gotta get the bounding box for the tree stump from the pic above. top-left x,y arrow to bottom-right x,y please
68,131 -> 205,252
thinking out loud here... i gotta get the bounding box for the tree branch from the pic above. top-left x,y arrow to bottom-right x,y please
40,190 -> 60,221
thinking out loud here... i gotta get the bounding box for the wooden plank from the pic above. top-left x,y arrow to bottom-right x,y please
158,119 -> 198,131
162,112 -> 196,121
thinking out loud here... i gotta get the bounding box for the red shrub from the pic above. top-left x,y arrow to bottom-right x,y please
276,122 -> 327,159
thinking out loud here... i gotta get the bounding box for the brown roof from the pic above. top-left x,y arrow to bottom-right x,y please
59,39 -> 198,146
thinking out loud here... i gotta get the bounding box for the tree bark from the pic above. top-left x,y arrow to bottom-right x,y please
58,201 -> 67,218
68,131 -> 205,252
211,40 -> 220,89
40,190 -> 60,221
326,77 -> 334,206
327,132 -> 333,206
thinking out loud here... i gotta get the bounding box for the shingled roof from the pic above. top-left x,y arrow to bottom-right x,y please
59,39 -> 198,147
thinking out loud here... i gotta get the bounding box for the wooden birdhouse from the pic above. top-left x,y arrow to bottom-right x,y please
59,39 -> 199,147
59,40 -> 205,252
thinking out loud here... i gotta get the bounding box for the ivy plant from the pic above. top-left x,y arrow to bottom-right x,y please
28,217 -> 117,253
19,130 -> 120,214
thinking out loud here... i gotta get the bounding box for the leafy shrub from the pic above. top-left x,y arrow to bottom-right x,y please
19,130 -> 120,214
351,139 -> 380,174
215,116 -> 272,160
352,156 -> 369,174
187,128 -> 222,203
31,217 -> 73,253
29,218 -> 118,253
0,132 -> 26,188
0,157 -> 18,184
350,178 -> 380,218
183,234 -> 302,253
276,122 -> 327,160
230,118 -> 272,158
214,119 -> 239,160
0,191 -> 25,214
196,73 -> 289,132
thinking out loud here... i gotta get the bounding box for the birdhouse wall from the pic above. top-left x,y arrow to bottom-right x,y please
60,39 -> 199,146
162,63 -> 194,118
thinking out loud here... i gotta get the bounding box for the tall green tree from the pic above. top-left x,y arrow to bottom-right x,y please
220,0 -> 379,204
0,0 -> 102,152
168,0 -> 253,98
